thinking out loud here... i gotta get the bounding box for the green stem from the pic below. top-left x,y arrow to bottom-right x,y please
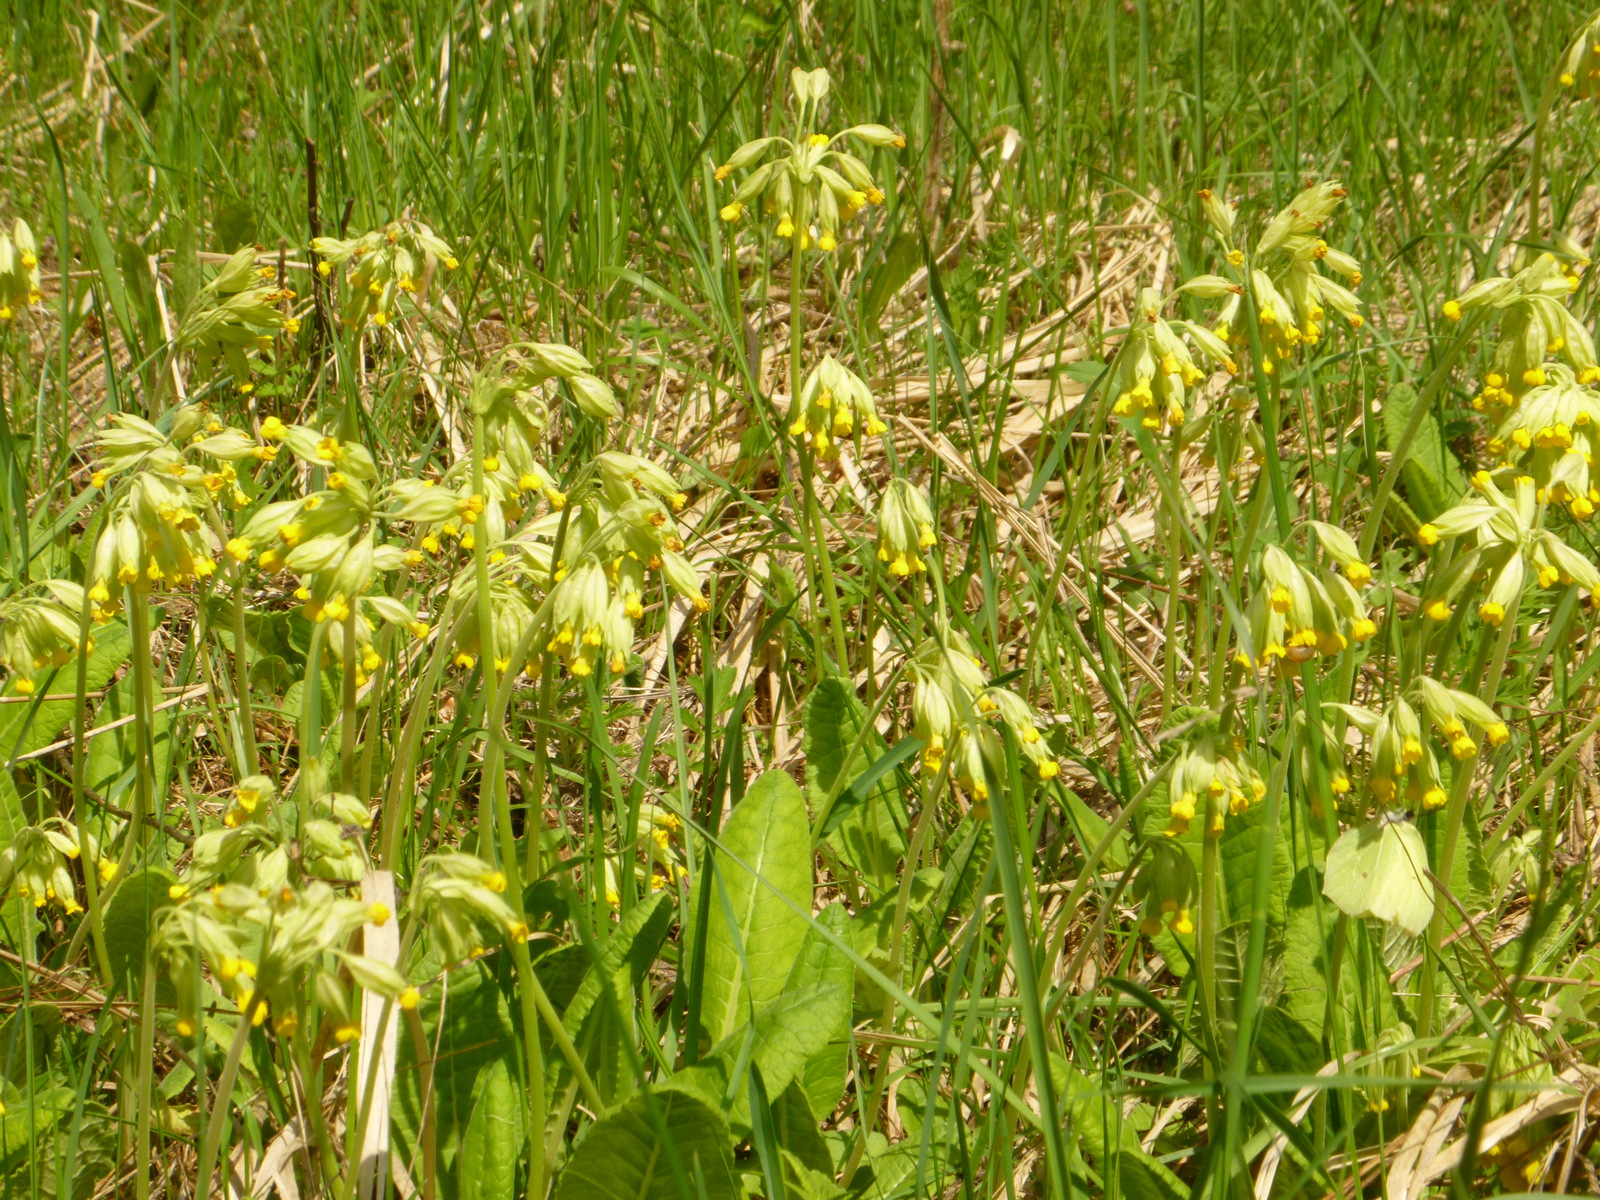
134,960 -> 155,1200
985,746 -> 1073,1200
1527,73 -> 1560,247
786,229 -> 846,675
1198,791 -> 1222,1086
69,583 -> 113,987
231,559 -> 260,774
111,585 -> 158,885
470,412 -> 548,1191
196,993 -> 267,1200
340,610 -> 358,794
800,449 -> 850,671
1416,612 -> 1518,1040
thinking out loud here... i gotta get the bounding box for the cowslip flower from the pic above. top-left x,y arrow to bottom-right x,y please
1442,252 -> 1596,413
789,355 -> 887,459
905,625 -> 1058,790
1111,284 -> 1237,432
1236,543 -> 1374,671
0,819 -> 109,914
876,478 -> 937,577
0,582 -> 94,694
1417,472 -> 1600,627
311,217 -> 457,329
1133,840 -> 1198,937
1162,732 -> 1265,837
1557,10 -> 1600,98
716,67 -> 903,251
176,246 -> 300,390
1486,365 -> 1600,514
1200,181 -> 1364,370
0,218 -> 43,319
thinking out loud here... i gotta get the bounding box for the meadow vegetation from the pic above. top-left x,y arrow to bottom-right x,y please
5,1 -> 1600,1197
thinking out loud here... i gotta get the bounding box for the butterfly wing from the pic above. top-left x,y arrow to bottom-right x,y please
1373,818 -> 1436,937
1322,819 -> 1387,921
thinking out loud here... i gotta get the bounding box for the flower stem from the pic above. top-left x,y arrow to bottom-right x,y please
470,412 -> 548,1191
1415,612 -> 1518,1040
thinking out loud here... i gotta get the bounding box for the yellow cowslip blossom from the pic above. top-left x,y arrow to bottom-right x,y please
789,354 -> 888,459
85,406 -> 275,606
1309,519 -> 1374,585
223,775 -> 277,830
0,218 -> 43,319
412,852 -> 531,962
1336,697 -> 1447,811
1162,732 -> 1266,837
310,217 -> 457,329
1415,677 -> 1511,761
1487,366 -> 1600,512
596,450 -> 690,512
953,725 -> 1003,816
876,478 -> 937,576
1339,681 -> 1510,811
1291,709 -> 1353,819
462,352 -> 586,513
0,818 -> 109,914
975,687 -> 1060,779
153,879 -> 413,1037
1132,840 -> 1199,938
716,67 -> 902,251
543,556 -> 624,678
1236,544 -> 1368,672
0,581 -> 94,694
1557,9 -> 1600,98
1417,473 -> 1600,628
470,341 -> 621,427
451,572 -> 540,677
506,477 -> 710,671
1113,285 -> 1237,432
1201,180 -> 1364,369
906,625 -> 1057,793
175,245 -> 300,390
1443,253 -> 1596,413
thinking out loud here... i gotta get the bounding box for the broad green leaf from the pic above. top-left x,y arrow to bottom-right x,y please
554,1087 -> 739,1200
1382,382 -> 1466,520
711,983 -> 846,1128
0,1085 -> 73,1169
560,892 -> 673,1038
0,772 -> 40,954
457,1056 -> 522,1200
772,1082 -> 831,1177
1219,797 -> 1297,933
787,905 -> 853,1119
0,622 -> 132,764
803,678 -> 907,888
102,866 -> 177,997
559,891 -> 673,1105
393,963 -> 518,1185
782,1149 -> 846,1200
85,671 -> 173,804
699,770 -> 812,1045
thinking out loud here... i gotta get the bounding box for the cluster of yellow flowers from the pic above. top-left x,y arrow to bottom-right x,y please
311,217 -> 458,328
0,218 -> 42,320
1235,528 -> 1377,673
716,67 -> 902,252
